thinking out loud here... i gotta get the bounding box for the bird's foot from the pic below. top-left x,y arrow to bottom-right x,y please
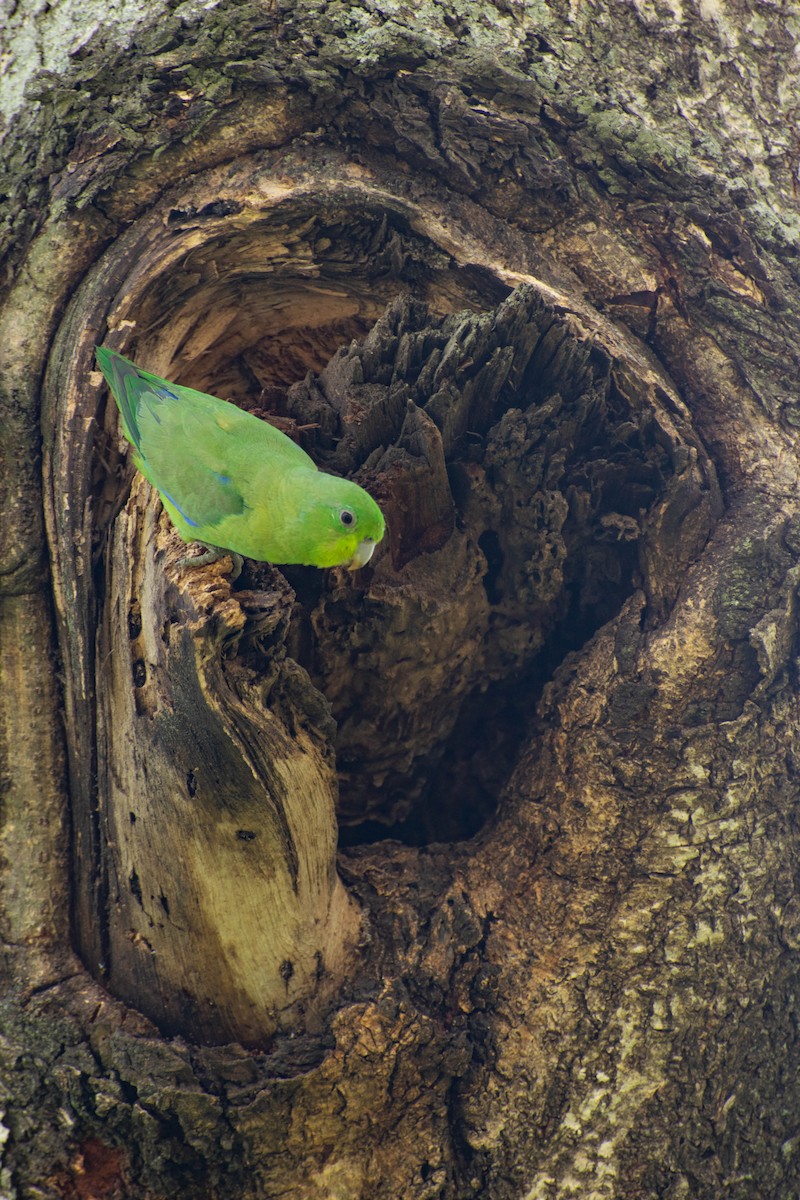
178,543 -> 244,581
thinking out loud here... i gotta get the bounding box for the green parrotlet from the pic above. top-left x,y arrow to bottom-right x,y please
96,348 -> 385,570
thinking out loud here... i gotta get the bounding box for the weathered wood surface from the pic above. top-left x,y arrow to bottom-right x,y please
97,480 -> 360,1044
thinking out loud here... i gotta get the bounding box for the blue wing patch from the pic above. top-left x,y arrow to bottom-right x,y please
161,489 -> 200,528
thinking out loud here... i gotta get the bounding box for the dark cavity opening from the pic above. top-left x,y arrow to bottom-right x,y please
278,286 -> 678,847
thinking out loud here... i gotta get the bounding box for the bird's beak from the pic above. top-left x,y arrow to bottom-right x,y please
347,538 -> 377,570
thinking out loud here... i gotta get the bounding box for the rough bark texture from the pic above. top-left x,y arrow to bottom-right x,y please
3,1 -> 800,1198
97,484 -> 360,1045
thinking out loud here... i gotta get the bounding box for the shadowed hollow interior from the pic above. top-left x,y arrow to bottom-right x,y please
96,205 -> 689,850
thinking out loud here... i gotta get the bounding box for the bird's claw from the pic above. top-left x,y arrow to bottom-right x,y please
178,544 -> 243,581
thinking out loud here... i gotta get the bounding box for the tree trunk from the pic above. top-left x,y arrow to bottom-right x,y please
3,2 -> 800,1196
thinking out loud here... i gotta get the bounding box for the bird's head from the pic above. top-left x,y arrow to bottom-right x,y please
302,474 -> 386,570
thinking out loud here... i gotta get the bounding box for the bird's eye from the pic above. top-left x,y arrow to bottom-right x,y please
339,508 -> 356,528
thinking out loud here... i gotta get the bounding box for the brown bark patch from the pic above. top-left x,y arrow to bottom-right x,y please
50,1138 -> 127,1200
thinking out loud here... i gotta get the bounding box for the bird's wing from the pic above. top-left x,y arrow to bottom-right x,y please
100,352 -> 315,531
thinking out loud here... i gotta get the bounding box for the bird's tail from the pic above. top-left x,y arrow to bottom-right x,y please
95,347 -> 146,451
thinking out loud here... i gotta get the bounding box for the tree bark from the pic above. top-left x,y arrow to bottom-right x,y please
3,2 -> 800,1197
